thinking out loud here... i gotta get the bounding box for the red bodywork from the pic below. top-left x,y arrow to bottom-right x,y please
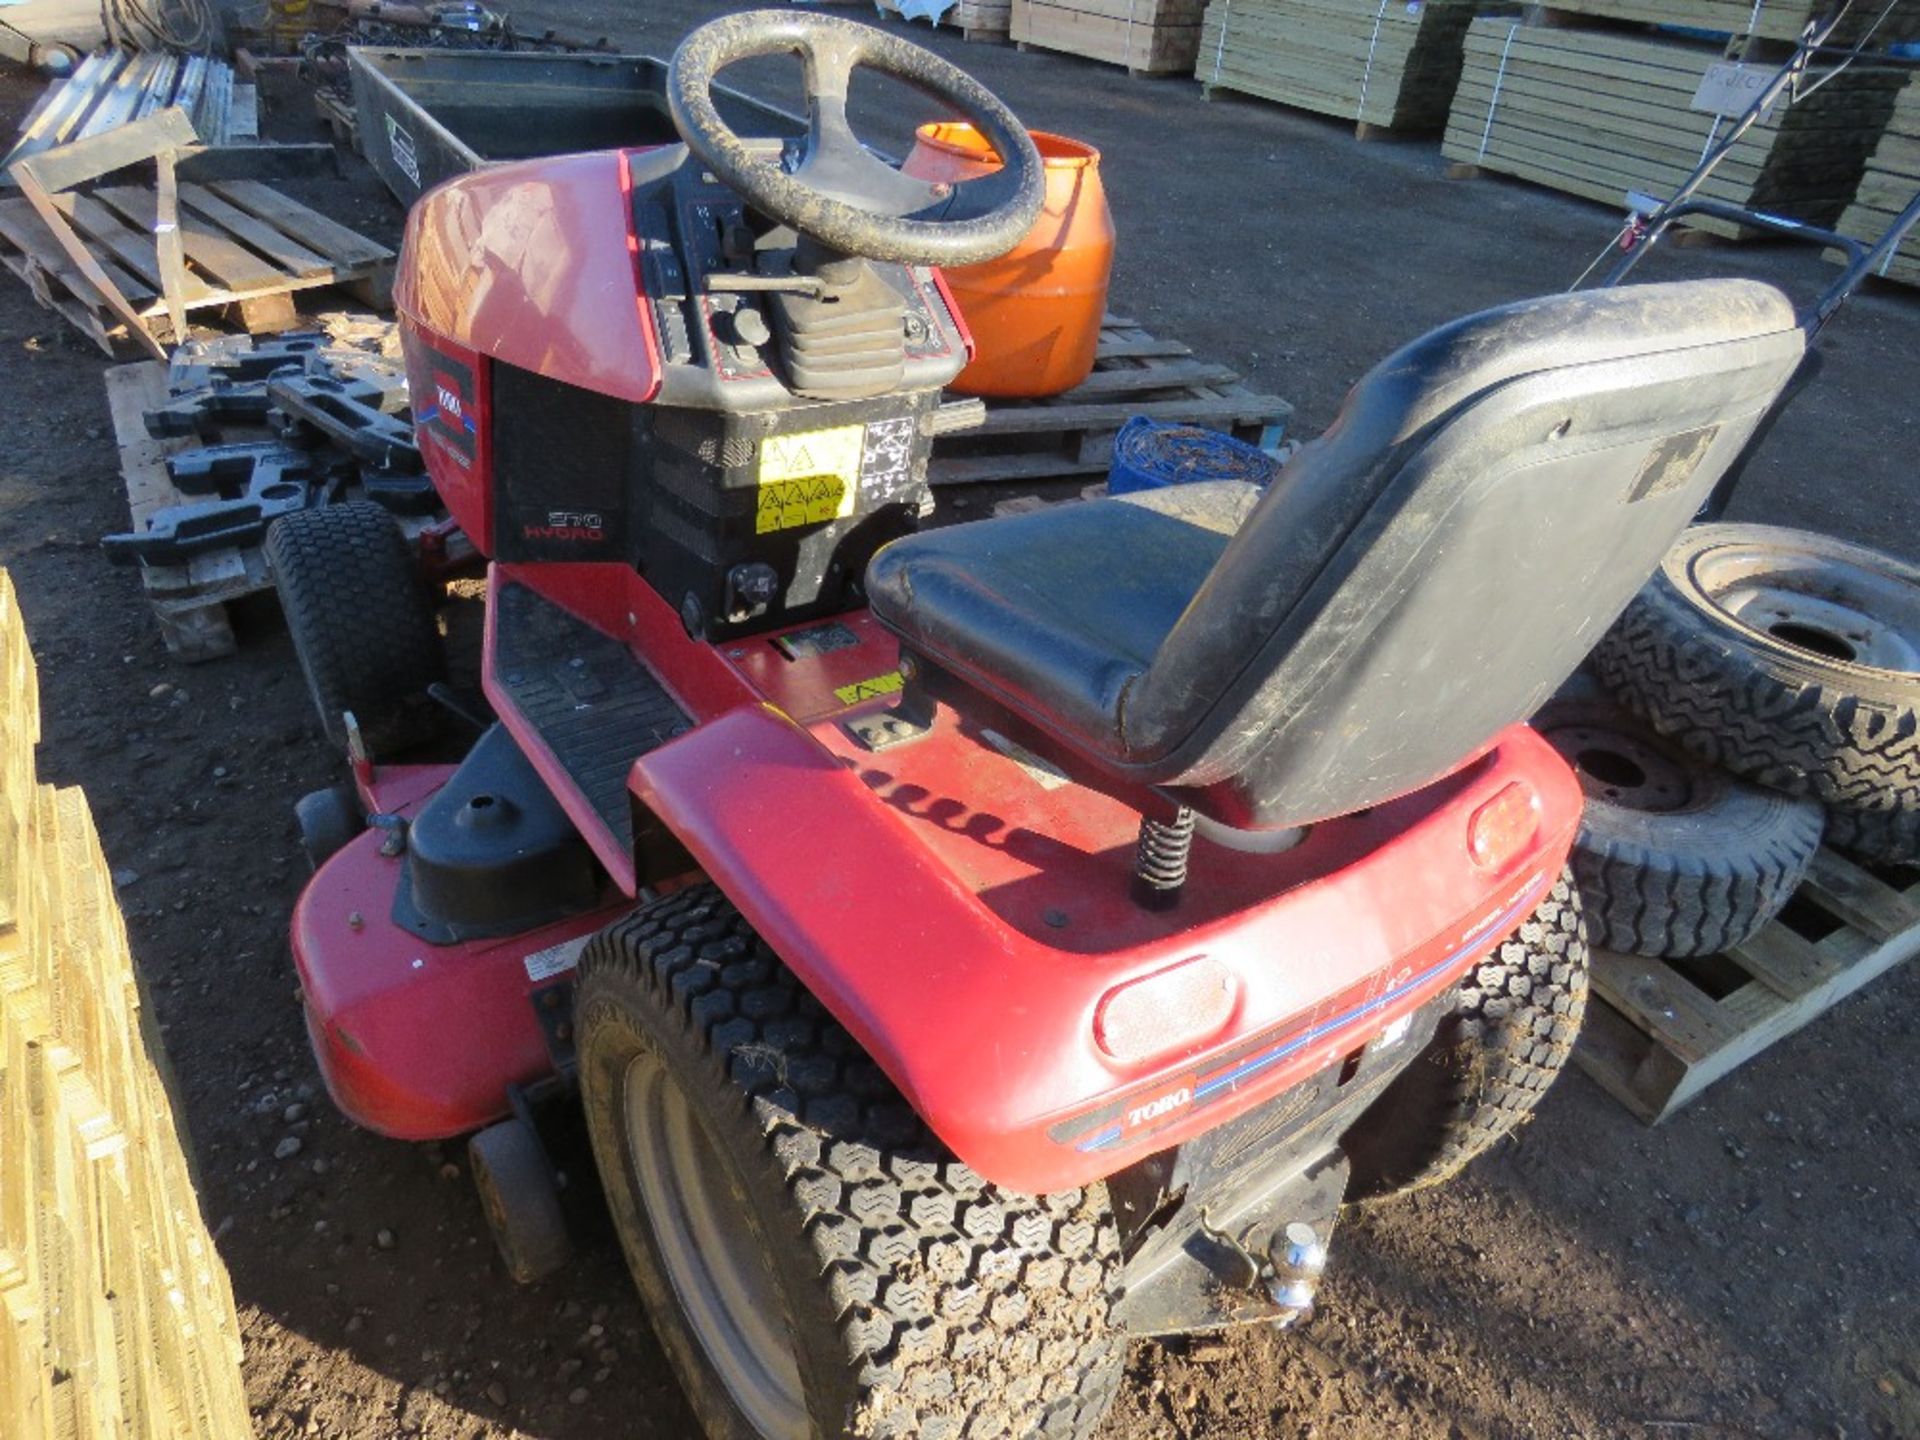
295,147 -> 1585,1187
292,555 -> 1582,1182
292,761 -> 631,1139
528,563 -> 1574,1191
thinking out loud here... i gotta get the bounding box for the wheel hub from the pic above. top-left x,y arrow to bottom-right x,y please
1691,541 -> 1920,675
1540,721 -> 1692,812
622,1055 -> 808,1440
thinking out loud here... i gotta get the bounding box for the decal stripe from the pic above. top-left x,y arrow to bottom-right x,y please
1072,876 -> 1550,1154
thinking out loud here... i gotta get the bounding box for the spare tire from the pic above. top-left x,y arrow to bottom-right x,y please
1534,696 -> 1823,957
1593,524 -> 1920,863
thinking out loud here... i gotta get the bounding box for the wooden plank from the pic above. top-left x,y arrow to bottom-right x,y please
1589,948 -> 1746,1063
1800,848 -> 1920,943
1094,334 -> 1192,360
971,391 -> 1288,436
8,167 -> 166,362
11,106 -> 198,195
203,179 -> 392,270
1723,922 -> 1840,1000
177,183 -> 331,278
1197,0 -> 1481,129
1050,359 -> 1241,398
153,149 -> 187,344
92,184 -> 290,294
172,143 -> 340,185
0,197 -> 156,304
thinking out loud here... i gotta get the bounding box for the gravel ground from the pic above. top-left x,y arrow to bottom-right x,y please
0,5 -> 1915,1438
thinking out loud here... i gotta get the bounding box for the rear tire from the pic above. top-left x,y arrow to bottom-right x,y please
1534,697 -> 1824,957
1593,524 -> 1920,862
265,502 -> 446,758
1345,870 -> 1589,1201
575,885 -> 1123,1440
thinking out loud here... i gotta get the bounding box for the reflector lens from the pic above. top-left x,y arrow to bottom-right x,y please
1095,957 -> 1237,1065
1469,781 -> 1541,872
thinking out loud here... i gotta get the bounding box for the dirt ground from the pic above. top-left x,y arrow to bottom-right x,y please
1,4 -> 1917,1438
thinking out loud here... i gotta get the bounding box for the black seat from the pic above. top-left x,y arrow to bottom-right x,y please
867,279 -> 1805,830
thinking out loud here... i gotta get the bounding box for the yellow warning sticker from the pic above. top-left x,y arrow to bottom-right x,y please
833,671 -> 903,706
756,424 -> 865,535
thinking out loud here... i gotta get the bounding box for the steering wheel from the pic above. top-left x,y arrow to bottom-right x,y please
667,10 -> 1045,268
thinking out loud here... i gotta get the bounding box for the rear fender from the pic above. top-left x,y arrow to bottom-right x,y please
628,705 -> 1580,1193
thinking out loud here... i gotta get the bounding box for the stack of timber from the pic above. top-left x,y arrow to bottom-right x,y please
1529,1 -> 1920,47
875,0 -> 1013,41
1196,0 -> 1483,136
1442,16 -> 1907,235
0,569 -> 253,1440
1011,0 -> 1204,75
1835,75 -> 1920,287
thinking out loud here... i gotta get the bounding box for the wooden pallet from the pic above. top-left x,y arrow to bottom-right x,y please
104,359 -> 278,661
314,86 -> 362,150
929,315 -> 1291,487
0,177 -> 392,354
1576,848 -> 1920,1124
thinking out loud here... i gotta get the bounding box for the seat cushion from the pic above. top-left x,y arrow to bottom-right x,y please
865,481 -> 1261,753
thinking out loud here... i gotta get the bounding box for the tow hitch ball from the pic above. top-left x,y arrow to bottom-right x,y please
1199,1212 -> 1331,1328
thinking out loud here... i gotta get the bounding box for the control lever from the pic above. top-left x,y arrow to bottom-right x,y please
704,272 -> 828,299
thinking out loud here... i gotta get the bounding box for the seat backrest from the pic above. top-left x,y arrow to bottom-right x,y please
1122,278 -> 1805,829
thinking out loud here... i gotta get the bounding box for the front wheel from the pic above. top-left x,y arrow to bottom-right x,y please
265,502 -> 446,758
1344,869 -> 1590,1201
574,885 -> 1124,1440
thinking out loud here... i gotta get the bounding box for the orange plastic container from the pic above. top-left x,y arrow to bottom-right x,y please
903,123 -> 1114,398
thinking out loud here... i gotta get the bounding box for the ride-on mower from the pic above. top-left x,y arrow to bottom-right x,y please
280,11 -> 1807,1436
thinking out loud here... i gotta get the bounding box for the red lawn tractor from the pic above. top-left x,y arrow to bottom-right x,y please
278,12 -> 1805,1436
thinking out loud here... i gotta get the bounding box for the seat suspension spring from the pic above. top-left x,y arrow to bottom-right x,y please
1132,806 -> 1196,911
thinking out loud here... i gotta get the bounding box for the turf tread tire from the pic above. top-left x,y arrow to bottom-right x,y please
575,885 -> 1123,1440
1591,526 -> 1920,863
1345,871 -> 1589,1200
265,502 -> 445,757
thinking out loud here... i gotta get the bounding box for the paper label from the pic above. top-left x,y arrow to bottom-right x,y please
386,114 -> 421,187
524,934 -> 589,984
1690,62 -> 1771,118
756,424 -> 865,534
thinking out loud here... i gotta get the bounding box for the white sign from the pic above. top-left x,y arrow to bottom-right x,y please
1690,62 -> 1773,119
385,114 -> 421,188
524,934 -> 588,983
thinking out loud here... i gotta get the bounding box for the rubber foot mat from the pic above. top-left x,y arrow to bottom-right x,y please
493,582 -> 690,851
